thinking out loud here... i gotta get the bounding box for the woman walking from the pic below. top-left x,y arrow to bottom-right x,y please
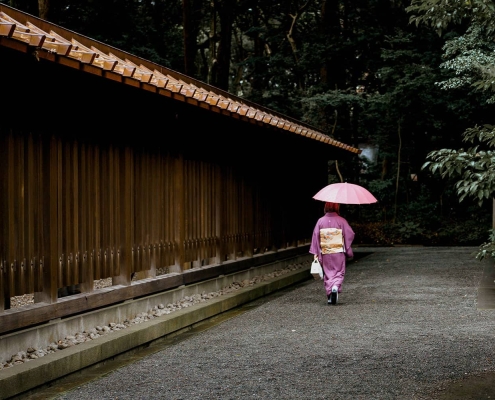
310,202 -> 355,305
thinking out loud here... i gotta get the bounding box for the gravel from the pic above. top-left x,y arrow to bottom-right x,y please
1,264 -> 305,370
28,247 -> 495,399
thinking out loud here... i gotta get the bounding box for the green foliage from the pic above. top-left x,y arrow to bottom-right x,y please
422,126 -> 495,205
436,24 -> 495,104
398,221 -> 424,239
351,206 -> 491,246
409,0 -> 495,260
407,0 -> 495,36
477,229 -> 495,260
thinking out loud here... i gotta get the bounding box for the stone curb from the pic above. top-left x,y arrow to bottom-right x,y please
0,266 -> 312,399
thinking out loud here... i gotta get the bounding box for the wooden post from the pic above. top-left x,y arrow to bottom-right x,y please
215,164 -> 223,264
172,154 -> 184,273
113,146 -> 133,286
79,143 -> 92,294
35,135 -> 59,304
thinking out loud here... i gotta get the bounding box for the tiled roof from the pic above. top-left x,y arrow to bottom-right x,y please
0,5 -> 361,155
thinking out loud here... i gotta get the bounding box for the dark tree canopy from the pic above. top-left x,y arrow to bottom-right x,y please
3,0 -> 493,248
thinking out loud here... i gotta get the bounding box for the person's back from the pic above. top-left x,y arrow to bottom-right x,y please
309,202 -> 355,305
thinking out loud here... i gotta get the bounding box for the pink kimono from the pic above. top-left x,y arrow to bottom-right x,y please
310,212 -> 355,295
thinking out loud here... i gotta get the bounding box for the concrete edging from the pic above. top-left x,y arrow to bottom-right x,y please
0,259 -> 312,399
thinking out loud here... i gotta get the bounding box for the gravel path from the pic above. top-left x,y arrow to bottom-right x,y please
54,247 -> 495,400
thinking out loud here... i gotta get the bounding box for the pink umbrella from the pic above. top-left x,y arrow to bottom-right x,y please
313,182 -> 378,205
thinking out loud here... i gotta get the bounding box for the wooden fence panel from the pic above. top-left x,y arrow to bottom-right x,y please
0,131 -> 45,305
0,128 -> 314,313
160,154 -> 176,270
182,159 -> 220,268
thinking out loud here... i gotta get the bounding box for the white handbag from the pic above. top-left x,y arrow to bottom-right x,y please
310,259 -> 323,280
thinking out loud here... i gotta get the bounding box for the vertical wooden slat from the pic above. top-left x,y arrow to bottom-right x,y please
132,153 -> 138,275
85,143 -> 92,284
244,180 -> 253,258
198,161 -> 203,263
184,160 -> 190,268
230,168 -> 235,259
0,131 -> 7,309
34,135 -> 43,293
55,141 -> 63,290
159,154 -> 166,271
137,152 -> 143,274
230,174 -> 235,259
37,135 -> 59,304
111,146 -> 119,277
57,138 -> 64,291
170,156 -> 176,266
94,147 -> 101,280
224,167 -> 230,260
159,154 -> 164,268
137,152 -> 143,273
215,164 -> 222,264
206,163 -> 212,261
110,148 -> 115,275
194,161 -> 200,265
128,146 -> 134,282
184,160 -> 190,266
135,153 -> 140,273
87,144 -> 95,284
198,162 -> 201,263
204,162 -> 209,262
149,152 -> 158,278
165,155 -> 171,266
211,164 -> 217,261
206,163 -> 213,262
63,141 -> 71,288
79,143 -> 92,293
206,162 -> 210,262
204,164 -> 209,261
144,153 -> 151,273
196,161 -> 200,264
26,134 -> 36,294
114,146 -> 133,286
0,260 -> 4,310
141,153 -> 145,272
72,140 -> 80,287
141,151 -> 147,273
173,154 -> 184,273
108,145 -> 115,278
5,132 -> 14,306
7,136 -> 15,301
15,135 -> 25,297
224,167 -> 229,260
193,161 -> 198,265
134,153 -> 140,273
102,147 -> 109,279
166,155 -> 175,268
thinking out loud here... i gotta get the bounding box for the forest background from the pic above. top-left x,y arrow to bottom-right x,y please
3,0 -> 495,256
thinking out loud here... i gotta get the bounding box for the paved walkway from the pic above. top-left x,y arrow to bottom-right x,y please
18,247 -> 495,399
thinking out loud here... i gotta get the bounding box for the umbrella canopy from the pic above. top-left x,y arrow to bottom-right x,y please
313,182 -> 378,205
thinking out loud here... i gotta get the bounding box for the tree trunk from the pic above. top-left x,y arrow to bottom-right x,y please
182,0 -> 199,77
320,0 -> 345,89
38,0 -> 49,20
393,119 -> 402,224
287,1 -> 310,64
207,0 -> 217,85
213,0 -> 234,90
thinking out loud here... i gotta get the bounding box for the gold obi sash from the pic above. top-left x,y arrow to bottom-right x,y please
320,228 -> 344,254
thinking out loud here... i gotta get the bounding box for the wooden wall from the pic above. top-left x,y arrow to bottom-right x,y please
0,43 -> 354,333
